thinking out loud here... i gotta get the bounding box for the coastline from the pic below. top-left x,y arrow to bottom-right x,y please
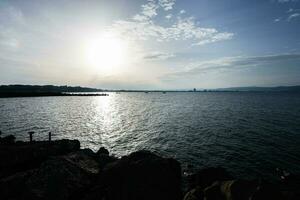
0,92 -> 109,98
0,134 -> 299,200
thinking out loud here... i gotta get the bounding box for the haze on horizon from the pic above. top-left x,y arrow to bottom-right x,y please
0,0 -> 300,90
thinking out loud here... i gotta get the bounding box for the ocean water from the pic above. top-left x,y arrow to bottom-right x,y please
1,92 -> 300,180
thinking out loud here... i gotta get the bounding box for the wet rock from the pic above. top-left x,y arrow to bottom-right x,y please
100,150 -> 182,200
0,139 -> 80,178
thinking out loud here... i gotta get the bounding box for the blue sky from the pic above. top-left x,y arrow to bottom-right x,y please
0,0 -> 300,89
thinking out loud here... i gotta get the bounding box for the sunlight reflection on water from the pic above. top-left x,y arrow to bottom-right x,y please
1,92 -> 300,179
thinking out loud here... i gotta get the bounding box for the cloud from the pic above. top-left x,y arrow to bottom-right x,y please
108,0 -> 233,46
165,14 -> 172,19
161,53 -> 300,80
278,0 -> 298,3
0,6 -> 25,50
274,18 -> 281,22
179,10 -> 186,14
143,51 -> 174,60
141,1 -> 159,18
159,0 -> 176,11
288,13 -> 300,21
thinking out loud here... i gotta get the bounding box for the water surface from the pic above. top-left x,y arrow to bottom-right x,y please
1,92 -> 300,179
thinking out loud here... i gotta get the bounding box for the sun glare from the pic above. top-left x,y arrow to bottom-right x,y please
85,34 -> 128,74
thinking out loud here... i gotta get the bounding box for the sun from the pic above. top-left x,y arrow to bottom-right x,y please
85,34 -> 128,74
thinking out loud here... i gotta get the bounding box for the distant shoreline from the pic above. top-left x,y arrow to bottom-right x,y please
1,90 -> 300,98
0,92 -> 109,98
0,84 -> 300,98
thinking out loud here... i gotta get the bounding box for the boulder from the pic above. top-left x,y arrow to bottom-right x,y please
97,147 -> 109,156
0,150 -> 99,200
0,139 -> 80,178
184,179 -> 284,200
96,154 -> 118,170
99,150 -> 182,200
0,134 -> 16,145
187,167 -> 231,191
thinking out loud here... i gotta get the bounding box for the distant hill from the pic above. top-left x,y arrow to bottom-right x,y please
1,84 -> 300,95
0,85 -> 103,94
215,86 -> 300,92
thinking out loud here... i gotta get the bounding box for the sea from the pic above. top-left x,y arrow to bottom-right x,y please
1,92 -> 300,180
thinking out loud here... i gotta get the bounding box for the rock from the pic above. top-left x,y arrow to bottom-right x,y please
99,150 -> 182,200
96,154 -> 118,170
0,134 -> 16,145
63,150 -> 100,174
97,147 -> 109,156
81,185 -> 106,200
184,179 -> 284,200
0,170 -> 35,200
183,186 -> 204,200
0,139 -> 80,178
0,150 -> 100,200
187,167 -> 231,191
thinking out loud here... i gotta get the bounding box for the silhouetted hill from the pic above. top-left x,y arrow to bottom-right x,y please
0,85 -> 105,97
0,85 -> 103,94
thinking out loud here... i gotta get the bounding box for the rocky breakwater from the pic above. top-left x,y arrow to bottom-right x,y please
0,135 -> 181,200
0,134 -> 299,200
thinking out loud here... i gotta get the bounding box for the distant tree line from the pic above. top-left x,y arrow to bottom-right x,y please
0,85 -> 103,94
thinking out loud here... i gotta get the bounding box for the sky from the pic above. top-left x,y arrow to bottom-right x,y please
0,0 -> 300,90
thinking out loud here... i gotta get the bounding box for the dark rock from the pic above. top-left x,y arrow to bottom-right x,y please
97,147 -> 109,156
81,185 -> 106,200
187,167 -> 231,191
184,179 -> 284,200
0,134 -> 16,145
96,154 -> 118,170
100,150 -> 182,200
25,155 -> 96,199
0,150 -> 100,200
63,150 -> 100,174
0,170 -> 35,200
183,186 -> 204,200
0,139 -> 80,178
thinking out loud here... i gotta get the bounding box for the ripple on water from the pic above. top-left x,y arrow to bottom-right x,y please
0,92 -> 300,179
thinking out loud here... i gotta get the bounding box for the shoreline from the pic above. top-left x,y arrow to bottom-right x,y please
0,92 -> 109,98
0,134 -> 299,200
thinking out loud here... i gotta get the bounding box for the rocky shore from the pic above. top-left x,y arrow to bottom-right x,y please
0,135 -> 299,200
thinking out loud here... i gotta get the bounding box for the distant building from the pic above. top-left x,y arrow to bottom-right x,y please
193,88 -> 196,92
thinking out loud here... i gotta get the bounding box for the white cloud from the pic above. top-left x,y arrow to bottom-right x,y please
288,13 -> 300,21
108,1 -> 233,46
141,1 -> 159,18
159,0 -> 176,11
274,18 -> 281,22
0,6 -> 25,50
143,51 -> 174,60
180,10 -> 186,14
165,14 -> 172,19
